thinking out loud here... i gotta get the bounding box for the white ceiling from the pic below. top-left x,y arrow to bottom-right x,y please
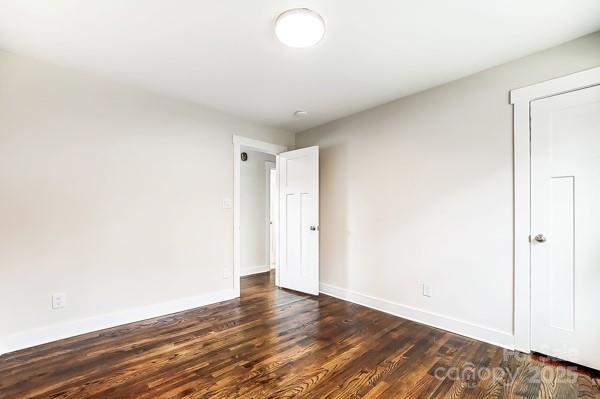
1,1 -> 599,132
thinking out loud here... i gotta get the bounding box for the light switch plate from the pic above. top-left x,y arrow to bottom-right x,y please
52,293 -> 66,309
422,284 -> 432,298
222,198 -> 233,209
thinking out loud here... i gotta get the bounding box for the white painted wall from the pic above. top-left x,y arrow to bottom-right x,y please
0,50 -> 293,353
296,32 -> 600,348
240,149 -> 275,276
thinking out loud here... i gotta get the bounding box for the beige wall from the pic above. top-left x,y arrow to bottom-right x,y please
0,51 -> 293,352
296,32 -> 600,345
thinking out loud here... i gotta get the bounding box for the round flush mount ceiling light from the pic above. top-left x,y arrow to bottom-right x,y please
275,8 -> 325,48
294,110 -> 309,117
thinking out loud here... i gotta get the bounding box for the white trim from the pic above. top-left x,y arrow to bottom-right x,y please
510,66 -> 600,353
275,155 -> 281,287
0,289 -> 235,355
513,101 -> 531,353
233,135 -> 287,154
510,66 -> 600,104
233,135 -> 287,298
241,265 -> 271,276
320,283 -> 514,350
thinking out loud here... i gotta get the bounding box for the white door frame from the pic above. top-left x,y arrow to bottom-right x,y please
510,66 -> 600,353
233,135 -> 287,297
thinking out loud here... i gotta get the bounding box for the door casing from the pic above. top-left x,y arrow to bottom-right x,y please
510,66 -> 600,353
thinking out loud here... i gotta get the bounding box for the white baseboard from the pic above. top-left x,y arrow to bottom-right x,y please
241,265 -> 270,276
0,284 -> 514,356
320,283 -> 515,350
0,289 -> 235,356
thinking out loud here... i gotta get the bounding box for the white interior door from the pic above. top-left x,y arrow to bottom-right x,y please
278,146 -> 319,295
531,84 -> 600,370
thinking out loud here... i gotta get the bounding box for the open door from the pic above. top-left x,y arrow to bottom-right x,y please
278,146 -> 319,295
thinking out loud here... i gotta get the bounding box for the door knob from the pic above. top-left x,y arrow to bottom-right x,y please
534,234 -> 546,243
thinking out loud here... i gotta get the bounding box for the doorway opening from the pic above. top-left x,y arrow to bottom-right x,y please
232,135 -> 287,298
233,135 -> 320,299
268,166 -> 278,272
239,147 -> 276,288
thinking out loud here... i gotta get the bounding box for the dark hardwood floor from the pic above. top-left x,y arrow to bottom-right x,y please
1,272 -> 598,398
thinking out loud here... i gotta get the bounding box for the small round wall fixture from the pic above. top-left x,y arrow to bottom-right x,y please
275,8 -> 325,48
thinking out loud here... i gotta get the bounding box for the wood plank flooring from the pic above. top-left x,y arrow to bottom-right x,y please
1,272 -> 598,398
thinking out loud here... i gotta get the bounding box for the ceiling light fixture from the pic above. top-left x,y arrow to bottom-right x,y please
275,8 -> 325,48
294,110 -> 309,117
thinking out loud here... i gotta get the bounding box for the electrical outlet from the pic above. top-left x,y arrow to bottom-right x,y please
422,284 -> 432,298
223,267 -> 231,279
52,293 -> 66,309
222,198 -> 232,209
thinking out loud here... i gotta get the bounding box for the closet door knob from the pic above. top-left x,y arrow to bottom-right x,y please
534,234 -> 546,243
